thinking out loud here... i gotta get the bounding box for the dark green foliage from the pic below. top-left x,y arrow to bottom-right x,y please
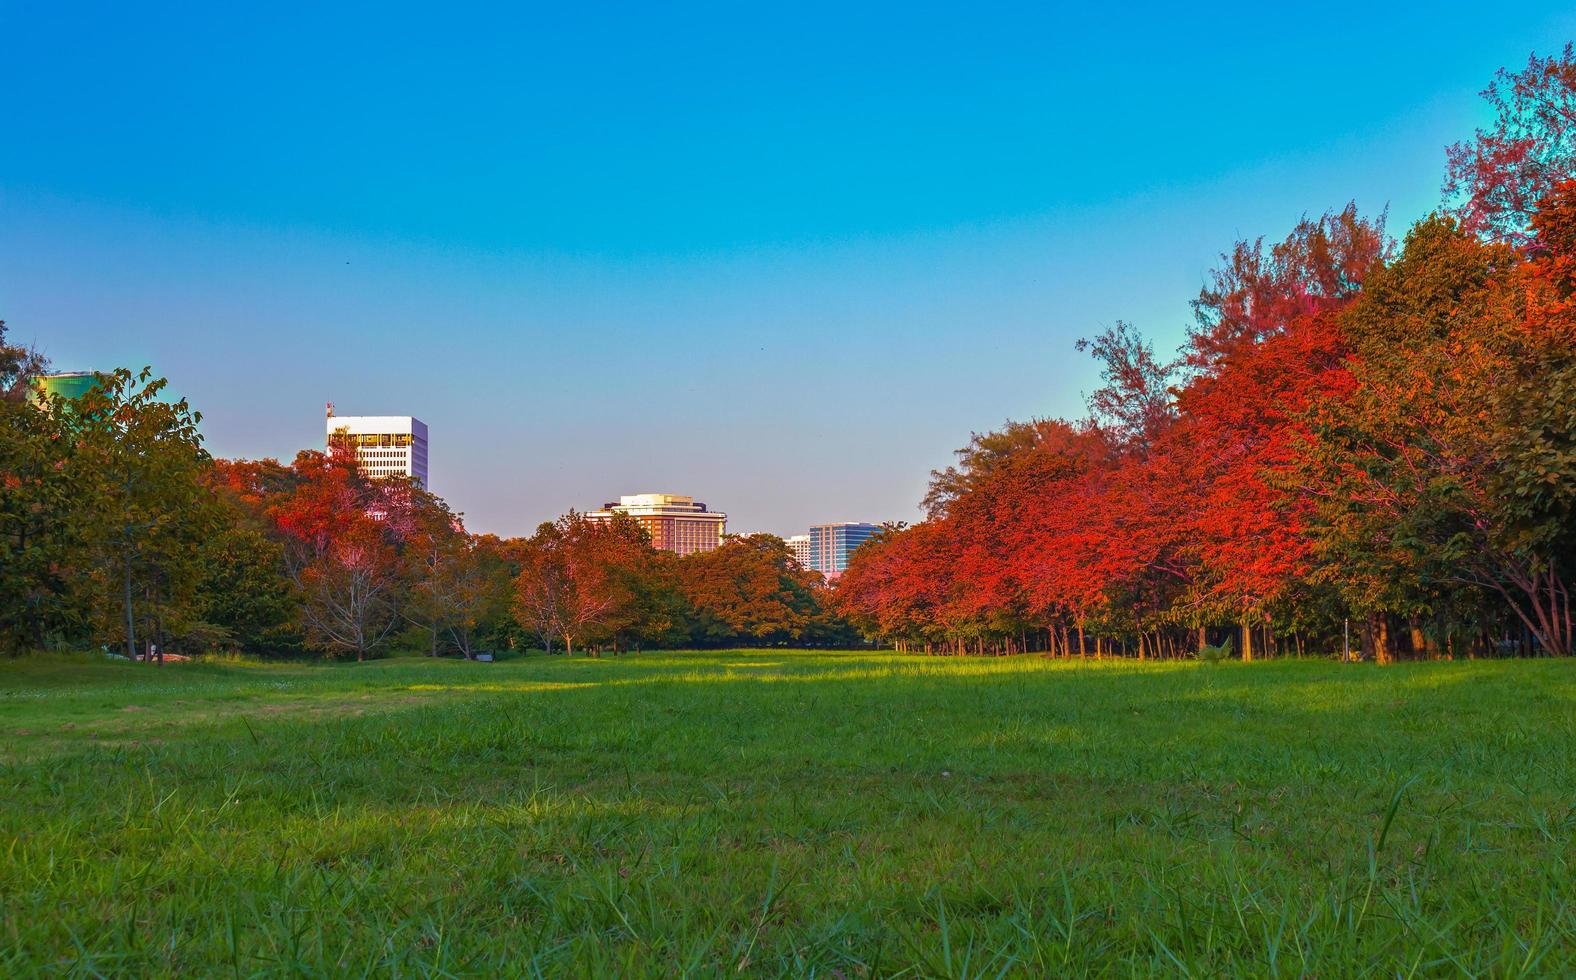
0,396 -> 82,652
190,522 -> 298,655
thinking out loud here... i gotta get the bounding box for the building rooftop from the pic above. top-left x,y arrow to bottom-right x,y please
598,492 -> 719,514
326,415 -> 428,435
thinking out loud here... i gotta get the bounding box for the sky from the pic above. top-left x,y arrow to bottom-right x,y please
4,3 -> 1575,537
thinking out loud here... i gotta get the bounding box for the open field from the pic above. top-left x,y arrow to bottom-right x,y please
1,651 -> 1574,976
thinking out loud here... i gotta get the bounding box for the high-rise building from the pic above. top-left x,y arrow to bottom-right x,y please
808,522 -> 883,577
326,406 -> 429,488
588,493 -> 726,555
784,534 -> 812,569
27,371 -> 101,404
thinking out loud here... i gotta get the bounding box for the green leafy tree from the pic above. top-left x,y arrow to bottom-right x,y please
1298,201 -> 1576,657
189,519 -> 297,655
396,487 -> 468,656
403,505 -> 513,658
439,534 -> 515,657
70,369 -> 211,662
0,327 -> 83,652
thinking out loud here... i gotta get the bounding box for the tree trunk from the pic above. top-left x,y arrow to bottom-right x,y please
1241,621 -> 1253,662
1369,612 -> 1392,665
122,552 -> 137,661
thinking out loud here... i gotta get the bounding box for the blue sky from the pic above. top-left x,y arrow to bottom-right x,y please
4,3 -> 1575,536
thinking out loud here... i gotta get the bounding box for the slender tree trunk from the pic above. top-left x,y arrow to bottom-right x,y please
1241,621 -> 1253,662
122,551 -> 136,661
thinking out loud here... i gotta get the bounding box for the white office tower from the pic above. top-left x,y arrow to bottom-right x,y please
325,405 -> 429,488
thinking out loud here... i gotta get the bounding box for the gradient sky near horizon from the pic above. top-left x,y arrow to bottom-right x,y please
4,3 -> 1575,537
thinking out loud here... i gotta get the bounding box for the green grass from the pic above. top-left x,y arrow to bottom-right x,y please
1,650 -> 1573,976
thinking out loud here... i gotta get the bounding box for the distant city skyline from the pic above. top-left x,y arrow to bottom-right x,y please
6,5 -> 1575,536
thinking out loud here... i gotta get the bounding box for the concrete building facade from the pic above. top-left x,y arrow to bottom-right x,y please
326,407 -> 429,488
784,533 -> 813,569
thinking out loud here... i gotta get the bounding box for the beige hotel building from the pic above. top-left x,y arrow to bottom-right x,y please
587,493 -> 726,555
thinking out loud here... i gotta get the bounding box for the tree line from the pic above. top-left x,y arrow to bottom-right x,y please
833,49 -> 1576,662
0,354 -> 857,659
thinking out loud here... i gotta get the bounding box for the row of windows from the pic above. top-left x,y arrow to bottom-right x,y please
331,432 -> 416,448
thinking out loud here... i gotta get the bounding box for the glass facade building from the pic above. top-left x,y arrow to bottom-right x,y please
28,372 -> 101,404
808,522 -> 882,576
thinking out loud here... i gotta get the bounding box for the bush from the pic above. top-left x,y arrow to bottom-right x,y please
1196,637 -> 1234,663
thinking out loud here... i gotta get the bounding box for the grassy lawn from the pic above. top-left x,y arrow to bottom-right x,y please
1,650 -> 1573,976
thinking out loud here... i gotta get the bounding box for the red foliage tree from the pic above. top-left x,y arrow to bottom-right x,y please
1445,45 -> 1576,245
270,447 -> 408,660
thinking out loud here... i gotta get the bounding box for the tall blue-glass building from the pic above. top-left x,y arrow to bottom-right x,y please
808,522 -> 882,576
